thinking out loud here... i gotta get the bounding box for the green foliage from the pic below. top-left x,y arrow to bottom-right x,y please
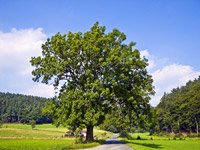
155,77 -> 200,134
99,112 -> 130,133
0,92 -> 52,124
0,121 -> 3,128
136,135 -> 141,140
74,128 -> 84,143
30,22 -> 154,141
64,130 -> 74,137
30,120 -> 36,129
107,125 -> 118,133
119,130 -> 132,139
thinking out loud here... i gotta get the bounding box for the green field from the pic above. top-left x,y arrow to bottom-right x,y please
1,124 -> 200,150
123,133 -> 200,150
0,123 -> 112,150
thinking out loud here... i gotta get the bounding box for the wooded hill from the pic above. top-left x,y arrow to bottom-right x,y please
155,76 -> 200,134
0,92 -> 52,123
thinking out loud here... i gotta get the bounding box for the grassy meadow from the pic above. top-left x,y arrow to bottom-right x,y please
0,123 -> 112,150
123,132 -> 200,150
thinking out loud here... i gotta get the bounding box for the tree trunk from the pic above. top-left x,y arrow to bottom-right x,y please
195,117 -> 199,135
177,121 -> 180,133
86,125 -> 94,142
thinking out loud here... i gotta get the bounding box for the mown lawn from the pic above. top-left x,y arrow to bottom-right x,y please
0,123 -> 112,150
126,139 -> 200,150
123,133 -> 200,150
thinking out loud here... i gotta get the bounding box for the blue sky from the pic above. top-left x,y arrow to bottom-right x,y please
0,0 -> 200,106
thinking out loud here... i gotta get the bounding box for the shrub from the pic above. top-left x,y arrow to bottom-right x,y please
64,130 -> 74,137
174,133 -> 184,138
75,128 -> 84,143
188,133 -> 200,138
101,132 -> 107,137
107,125 -> 118,133
30,120 -> 36,129
0,121 -> 3,128
119,130 -> 132,140
136,135 -> 141,140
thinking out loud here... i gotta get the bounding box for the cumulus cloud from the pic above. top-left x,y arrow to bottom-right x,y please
0,28 -> 45,70
0,28 -> 55,98
139,50 -> 200,106
150,63 -> 200,106
0,29 -> 199,103
25,83 -> 55,98
140,50 -> 156,69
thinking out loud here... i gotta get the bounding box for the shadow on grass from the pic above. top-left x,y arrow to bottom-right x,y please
124,140 -> 163,149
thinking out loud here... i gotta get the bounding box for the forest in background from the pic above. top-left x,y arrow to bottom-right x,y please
153,76 -> 200,134
0,76 -> 199,134
0,92 -> 52,124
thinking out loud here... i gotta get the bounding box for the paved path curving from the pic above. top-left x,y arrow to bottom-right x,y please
81,134 -> 132,150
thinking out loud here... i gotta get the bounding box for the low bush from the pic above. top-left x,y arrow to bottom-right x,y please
119,130 -> 132,140
188,133 -> 200,138
174,133 -> 184,138
136,135 -> 141,140
65,130 -> 74,137
0,121 -> 3,128
107,125 -> 118,133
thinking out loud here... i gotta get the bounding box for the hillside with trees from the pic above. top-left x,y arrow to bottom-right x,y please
0,92 -> 52,124
155,76 -> 200,134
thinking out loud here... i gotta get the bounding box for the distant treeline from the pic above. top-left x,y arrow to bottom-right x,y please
154,76 -> 200,134
0,92 -> 52,124
1,77 -> 200,134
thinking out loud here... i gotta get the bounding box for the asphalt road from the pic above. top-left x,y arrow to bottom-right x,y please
81,134 -> 132,150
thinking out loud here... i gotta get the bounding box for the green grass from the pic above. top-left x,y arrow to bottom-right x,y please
0,123 -> 112,150
123,133 -> 200,150
0,139 -> 99,150
0,128 -> 64,139
126,139 -> 200,150
0,124 -> 66,139
3,123 -> 67,132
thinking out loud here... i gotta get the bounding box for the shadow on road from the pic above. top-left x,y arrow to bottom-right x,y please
103,139 -> 125,145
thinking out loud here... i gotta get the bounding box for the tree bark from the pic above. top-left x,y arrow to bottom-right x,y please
86,125 -> 94,142
195,117 -> 199,135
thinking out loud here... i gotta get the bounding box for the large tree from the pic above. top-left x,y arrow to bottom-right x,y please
30,22 -> 154,141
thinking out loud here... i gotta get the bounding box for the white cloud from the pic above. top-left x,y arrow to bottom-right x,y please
150,64 -> 200,106
0,28 -> 46,70
0,29 -> 199,104
0,28 -> 55,98
140,50 -> 200,107
140,50 -> 156,69
0,28 -> 45,55
25,83 -> 55,98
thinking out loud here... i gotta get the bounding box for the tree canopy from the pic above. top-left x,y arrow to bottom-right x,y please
30,22 -> 154,141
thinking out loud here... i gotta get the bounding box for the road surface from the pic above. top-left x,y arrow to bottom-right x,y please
81,134 -> 132,150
